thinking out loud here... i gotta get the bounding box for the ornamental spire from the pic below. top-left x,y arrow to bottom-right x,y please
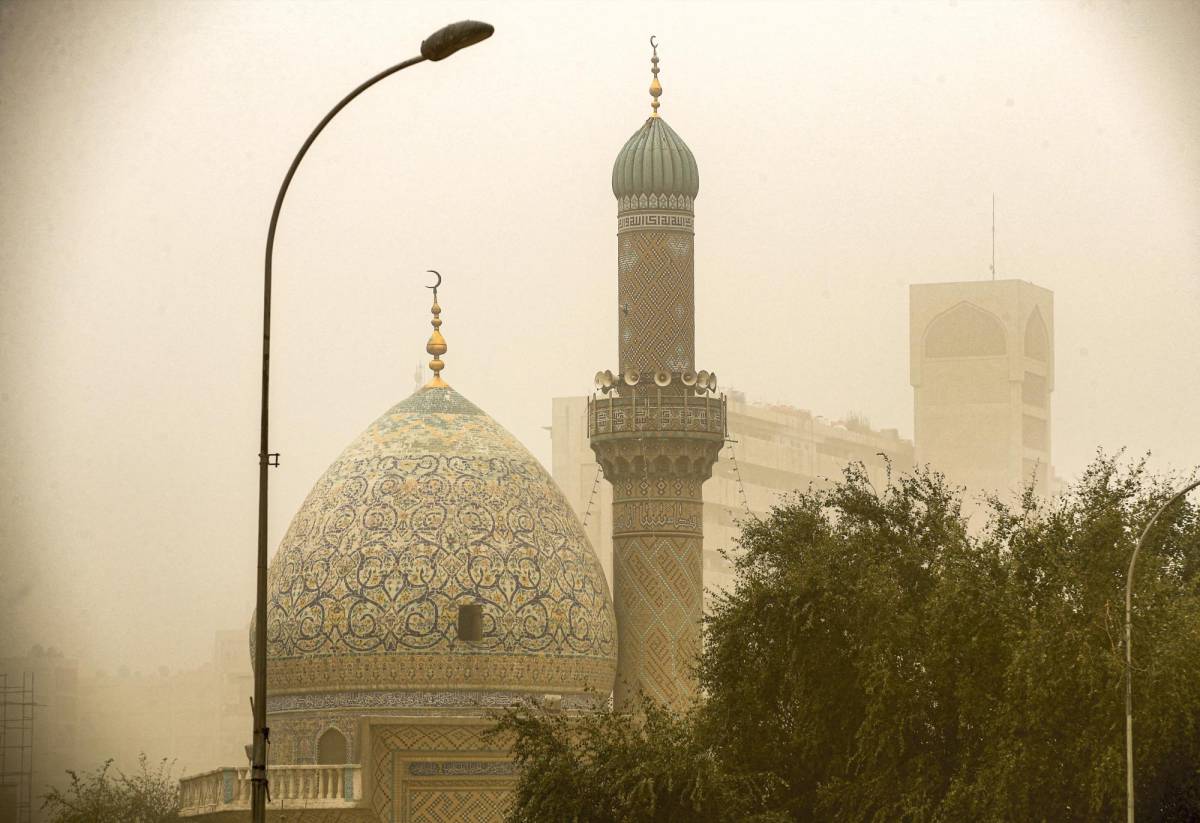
649,35 -> 662,117
424,270 -> 447,387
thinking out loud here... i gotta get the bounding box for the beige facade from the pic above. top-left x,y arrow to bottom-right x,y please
910,280 -> 1054,499
554,392 -> 914,596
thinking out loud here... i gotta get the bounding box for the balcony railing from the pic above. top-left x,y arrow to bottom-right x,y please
588,393 -> 726,439
179,764 -> 363,816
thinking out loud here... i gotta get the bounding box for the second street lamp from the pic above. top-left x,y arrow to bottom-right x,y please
1123,477 -> 1200,823
249,20 -> 494,823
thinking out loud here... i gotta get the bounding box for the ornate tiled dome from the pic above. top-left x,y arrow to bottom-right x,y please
611,115 -> 699,203
261,384 -> 617,703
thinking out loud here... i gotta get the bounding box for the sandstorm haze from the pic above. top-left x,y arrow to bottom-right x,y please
1,0 -> 1197,679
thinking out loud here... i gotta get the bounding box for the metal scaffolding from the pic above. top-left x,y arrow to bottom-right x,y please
0,672 -> 35,823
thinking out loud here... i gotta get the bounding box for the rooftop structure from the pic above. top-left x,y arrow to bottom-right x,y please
910,279 -> 1054,499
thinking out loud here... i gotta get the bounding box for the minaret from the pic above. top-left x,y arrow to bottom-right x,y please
588,38 -> 725,711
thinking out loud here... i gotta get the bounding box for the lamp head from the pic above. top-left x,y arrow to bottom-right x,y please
421,20 -> 494,61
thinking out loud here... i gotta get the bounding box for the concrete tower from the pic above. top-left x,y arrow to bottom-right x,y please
588,40 -> 725,710
910,279 -> 1054,497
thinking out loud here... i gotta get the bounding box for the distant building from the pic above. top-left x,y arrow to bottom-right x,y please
1,647 -> 79,823
210,630 -> 253,769
909,279 -> 1054,499
552,392 -> 914,596
0,629 -> 256,823
75,631 -> 253,778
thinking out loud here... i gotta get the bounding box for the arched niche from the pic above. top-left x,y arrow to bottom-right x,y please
1024,307 -> 1049,362
317,727 -> 348,765
924,302 -> 1006,358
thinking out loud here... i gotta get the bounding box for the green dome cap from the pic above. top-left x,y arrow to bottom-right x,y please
611,116 -> 699,202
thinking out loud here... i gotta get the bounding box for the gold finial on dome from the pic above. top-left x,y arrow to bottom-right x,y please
424,270 -> 448,387
649,35 -> 662,117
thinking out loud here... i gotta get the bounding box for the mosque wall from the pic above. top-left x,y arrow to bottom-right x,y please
364,719 -> 515,823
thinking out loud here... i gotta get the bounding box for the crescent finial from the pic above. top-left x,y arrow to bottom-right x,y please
648,36 -> 662,117
423,270 -> 447,387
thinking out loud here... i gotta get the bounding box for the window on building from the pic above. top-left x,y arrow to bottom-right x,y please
317,728 -> 347,765
457,604 -> 483,642
924,302 -> 1007,358
1022,372 -> 1048,407
1023,415 -> 1048,450
1024,308 -> 1049,362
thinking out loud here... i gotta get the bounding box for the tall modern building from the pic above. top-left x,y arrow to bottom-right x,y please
585,42 -> 725,711
909,279 -> 1054,498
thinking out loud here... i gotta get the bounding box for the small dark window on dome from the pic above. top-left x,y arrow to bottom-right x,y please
458,604 -> 483,642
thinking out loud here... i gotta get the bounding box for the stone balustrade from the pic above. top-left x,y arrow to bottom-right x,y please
179,764 -> 363,817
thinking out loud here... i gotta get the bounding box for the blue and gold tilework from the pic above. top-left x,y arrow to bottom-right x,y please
259,385 -> 618,701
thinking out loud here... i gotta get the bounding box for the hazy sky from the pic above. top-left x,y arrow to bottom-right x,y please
2,0 -> 1197,671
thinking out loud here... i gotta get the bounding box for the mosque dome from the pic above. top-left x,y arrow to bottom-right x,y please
611,37 -> 698,205
611,115 -> 699,202
261,382 -> 618,702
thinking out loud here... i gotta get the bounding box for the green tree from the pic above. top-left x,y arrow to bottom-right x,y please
498,455 -> 1200,822
943,457 -> 1200,821
701,455 -> 1199,822
41,754 -> 179,823
493,696 -> 786,823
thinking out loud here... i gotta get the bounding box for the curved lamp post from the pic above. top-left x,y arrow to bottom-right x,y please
251,20 -> 493,822
1124,477 -> 1200,823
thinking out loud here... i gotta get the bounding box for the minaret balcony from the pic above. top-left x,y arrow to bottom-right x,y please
587,391 -> 726,441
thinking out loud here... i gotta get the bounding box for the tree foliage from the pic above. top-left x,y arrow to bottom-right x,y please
492,696 -> 786,822
499,454 -> 1200,822
41,754 -> 179,823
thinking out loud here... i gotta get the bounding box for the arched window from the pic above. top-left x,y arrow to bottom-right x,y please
1024,307 -> 1049,362
317,728 -> 347,765
924,302 -> 1007,358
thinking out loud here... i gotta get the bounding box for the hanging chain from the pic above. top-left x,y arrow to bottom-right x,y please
725,437 -> 757,521
581,463 -> 603,528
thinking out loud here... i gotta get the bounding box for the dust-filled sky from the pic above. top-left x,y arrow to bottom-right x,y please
1,0 -> 1197,671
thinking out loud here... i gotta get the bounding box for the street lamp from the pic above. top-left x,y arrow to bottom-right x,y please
250,20 -> 493,823
1124,477 -> 1200,823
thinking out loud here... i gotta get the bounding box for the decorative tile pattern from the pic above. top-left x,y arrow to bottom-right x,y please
611,527 -> 704,710
260,385 -> 617,700
617,211 -> 694,234
407,761 -> 516,777
371,724 -> 515,823
617,193 -> 694,212
617,230 -> 695,375
267,689 -> 599,714
269,715 -> 358,765
589,425 -> 722,714
408,788 -> 510,823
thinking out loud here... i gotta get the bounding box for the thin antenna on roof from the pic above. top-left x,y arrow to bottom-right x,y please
990,194 -> 996,280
